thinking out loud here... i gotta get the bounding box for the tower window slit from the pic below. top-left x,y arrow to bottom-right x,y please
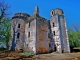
53,22 -> 55,27
52,11 -> 53,14
28,32 -> 30,37
29,22 -> 30,28
17,33 -> 20,38
18,24 -> 20,28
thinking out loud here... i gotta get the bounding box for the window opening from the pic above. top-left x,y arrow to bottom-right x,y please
17,33 -> 20,38
18,24 -> 20,28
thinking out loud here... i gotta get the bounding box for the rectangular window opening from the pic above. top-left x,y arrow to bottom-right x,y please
29,22 -> 30,28
28,32 -> 30,38
17,33 -> 20,38
53,22 -> 55,27
53,31 -> 55,36
18,24 -> 20,28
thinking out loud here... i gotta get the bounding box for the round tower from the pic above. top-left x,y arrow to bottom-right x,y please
10,13 -> 30,52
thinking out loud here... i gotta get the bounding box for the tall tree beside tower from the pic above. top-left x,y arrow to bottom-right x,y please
0,0 -> 11,49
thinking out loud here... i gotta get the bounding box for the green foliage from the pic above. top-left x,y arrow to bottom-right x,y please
0,18 -> 11,49
68,29 -> 80,47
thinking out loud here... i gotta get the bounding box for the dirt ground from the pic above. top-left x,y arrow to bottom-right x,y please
0,51 -> 80,60
33,52 -> 80,60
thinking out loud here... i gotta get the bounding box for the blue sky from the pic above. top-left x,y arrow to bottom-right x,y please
4,0 -> 80,27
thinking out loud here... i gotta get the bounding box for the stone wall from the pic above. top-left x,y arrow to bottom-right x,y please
50,9 -> 70,53
24,19 -> 37,54
36,19 -> 50,54
10,17 -> 25,52
58,15 -> 70,53
50,15 -> 62,53
9,13 -> 31,52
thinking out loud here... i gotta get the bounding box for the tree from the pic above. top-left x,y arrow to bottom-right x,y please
0,18 -> 11,49
0,0 -> 10,23
68,24 -> 80,47
0,0 -> 11,49
73,23 -> 80,32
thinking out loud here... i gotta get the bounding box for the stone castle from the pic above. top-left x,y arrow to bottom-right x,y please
9,6 -> 70,54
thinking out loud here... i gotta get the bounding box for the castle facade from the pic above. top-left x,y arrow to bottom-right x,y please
9,6 -> 70,54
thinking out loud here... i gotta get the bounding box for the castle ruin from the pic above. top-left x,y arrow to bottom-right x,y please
9,6 -> 70,54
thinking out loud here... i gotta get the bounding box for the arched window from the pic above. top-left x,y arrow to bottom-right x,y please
51,11 -> 54,16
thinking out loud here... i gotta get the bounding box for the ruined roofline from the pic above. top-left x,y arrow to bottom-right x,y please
12,13 -> 30,20
25,14 -> 49,23
50,8 -> 64,16
14,13 -> 30,17
12,12 -> 49,23
52,8 -> 63,10
51,8 -> 64,13
12,7 -> 64,22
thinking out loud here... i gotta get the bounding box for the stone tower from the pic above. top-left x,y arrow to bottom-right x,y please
10,13 -> 30,51
50,8 -> 70,53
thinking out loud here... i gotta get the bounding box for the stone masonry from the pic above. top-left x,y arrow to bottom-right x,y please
9,6 -> 70,54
